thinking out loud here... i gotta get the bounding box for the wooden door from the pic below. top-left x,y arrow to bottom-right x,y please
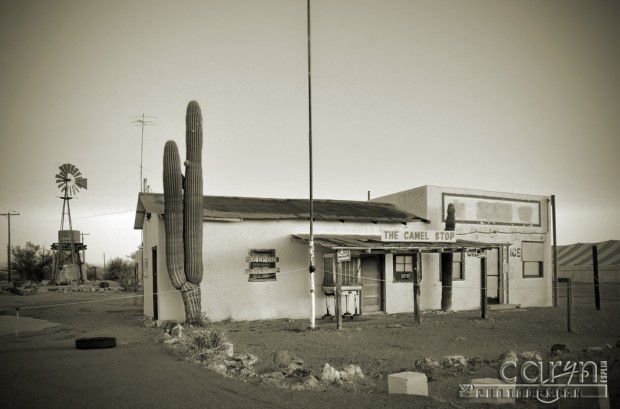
361,256 -> 382,313
486,248 -> 500,304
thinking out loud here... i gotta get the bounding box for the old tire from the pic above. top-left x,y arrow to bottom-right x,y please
75,337 -> 116,349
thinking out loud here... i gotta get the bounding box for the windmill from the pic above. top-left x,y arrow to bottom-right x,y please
51,163 -> 88,284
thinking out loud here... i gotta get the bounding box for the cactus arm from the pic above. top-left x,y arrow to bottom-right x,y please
184,100 -> 204,285
163,140 -> 186,290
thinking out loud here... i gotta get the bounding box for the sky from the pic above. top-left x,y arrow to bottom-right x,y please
1,0 -> 619,268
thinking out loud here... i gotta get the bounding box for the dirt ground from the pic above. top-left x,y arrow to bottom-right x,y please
1,282 -> 618,408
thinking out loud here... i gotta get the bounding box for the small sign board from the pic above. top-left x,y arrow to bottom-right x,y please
336,249 -> 351,263
246,255 -> 279,263
381,230 -> 456,243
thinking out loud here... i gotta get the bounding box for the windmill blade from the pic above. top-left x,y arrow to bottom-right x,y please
75,177 -> 87,190
67,163 -> 79,176
60,163 -> 71,174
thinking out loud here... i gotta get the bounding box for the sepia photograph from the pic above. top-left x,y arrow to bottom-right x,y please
1,1 -> 618,407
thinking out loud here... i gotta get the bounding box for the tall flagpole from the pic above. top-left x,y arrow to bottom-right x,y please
307,0 -> 316,329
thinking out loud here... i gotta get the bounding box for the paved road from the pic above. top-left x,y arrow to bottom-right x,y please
0,342 -> 433,409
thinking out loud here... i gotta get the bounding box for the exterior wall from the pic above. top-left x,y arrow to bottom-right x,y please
144,216 -> 426,322
141,215 -> 185,321
383,253 -> 483,313
375,185 -> 553,310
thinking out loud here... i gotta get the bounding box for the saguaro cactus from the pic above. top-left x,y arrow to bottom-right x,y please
163,100 -> 204,324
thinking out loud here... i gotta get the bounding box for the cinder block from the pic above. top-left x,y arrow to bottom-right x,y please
467,377 -> 515,405
387,371 -> 428,396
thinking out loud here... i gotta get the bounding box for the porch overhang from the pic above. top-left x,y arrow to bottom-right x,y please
291,234 -> 511,253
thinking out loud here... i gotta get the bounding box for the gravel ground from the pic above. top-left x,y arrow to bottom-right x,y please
1,283 -> 618,408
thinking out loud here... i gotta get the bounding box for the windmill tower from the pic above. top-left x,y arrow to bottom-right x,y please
51,163 -> 88,284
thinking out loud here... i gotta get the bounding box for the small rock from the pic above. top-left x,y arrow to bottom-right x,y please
304,375 -> 320,388
220,342 -> 234,358
498,351 -> 518,364
442,355 -> 468,369
170,324 -> 183,338
163,338 -> 178,345
341,364 -> 364,380
585,347 -> 603,352
455,337 -> 466,342
387,324 -> 403,329
261,371 -> 285,380
415,357 -> 441,371
255,350 -> 302,374
605,344 -> 613,349
520,351 -> 542,361
237,353 -> 258,369
207,363 -> 228,375
321,363 -> 342,385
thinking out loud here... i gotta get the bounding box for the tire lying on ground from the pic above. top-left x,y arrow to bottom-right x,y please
75,337 -> 117,349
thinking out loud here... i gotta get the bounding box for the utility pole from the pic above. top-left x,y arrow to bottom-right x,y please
132,114 -> 156,193
1,211 -> 20,282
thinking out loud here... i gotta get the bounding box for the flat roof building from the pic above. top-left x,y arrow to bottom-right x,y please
135,185 -> 552,322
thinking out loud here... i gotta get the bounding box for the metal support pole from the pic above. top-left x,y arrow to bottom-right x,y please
558,277 -> 572,332
551,195 -> 558,307
413,267 -> 421,324
481,256 -> 488,319
306,0 -> 316,330
336,260 -> 343,330
592,245 -> 601,311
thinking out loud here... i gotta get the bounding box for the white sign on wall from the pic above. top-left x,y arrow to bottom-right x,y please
381,230 -> 456,242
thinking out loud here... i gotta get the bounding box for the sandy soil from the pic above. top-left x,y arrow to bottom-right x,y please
1,283 -> 618,408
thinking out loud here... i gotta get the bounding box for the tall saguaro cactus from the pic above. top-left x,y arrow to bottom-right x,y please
163,101 -> 204,324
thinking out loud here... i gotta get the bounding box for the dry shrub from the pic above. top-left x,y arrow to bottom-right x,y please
175,329 -> 228,362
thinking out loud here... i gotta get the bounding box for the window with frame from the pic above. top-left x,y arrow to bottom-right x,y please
393,254 -> 417,282
522,241 -> 544,278
440,252 -> 465,281
322,255 -> 360,287
247,249 -> 279,282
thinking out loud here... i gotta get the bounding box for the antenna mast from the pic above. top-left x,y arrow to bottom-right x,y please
132,114 -> 156,192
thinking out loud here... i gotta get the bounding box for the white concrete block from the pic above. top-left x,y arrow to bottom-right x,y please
387,371 -> 428,396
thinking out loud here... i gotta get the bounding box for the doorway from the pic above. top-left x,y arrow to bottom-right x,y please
152,246 -> 158,320
361,256 -> 383,313
486,248 -> 500,304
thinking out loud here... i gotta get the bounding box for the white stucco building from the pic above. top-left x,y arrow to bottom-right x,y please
134,185 -> 553,322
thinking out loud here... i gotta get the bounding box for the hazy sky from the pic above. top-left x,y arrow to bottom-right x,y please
1,0 -> 619,267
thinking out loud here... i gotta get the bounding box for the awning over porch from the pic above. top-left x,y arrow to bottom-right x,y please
291,234 -> 511,253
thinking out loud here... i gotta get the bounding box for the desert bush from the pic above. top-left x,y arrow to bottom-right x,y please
10,242 -> 53,282
175,329 -> 228,362
118,268 -> 141,293
104,257 -> 133,281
